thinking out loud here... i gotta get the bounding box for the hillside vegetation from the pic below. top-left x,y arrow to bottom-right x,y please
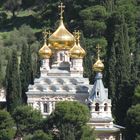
0,0 -> 140,139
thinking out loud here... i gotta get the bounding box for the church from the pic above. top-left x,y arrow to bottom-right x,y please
26,3 -> 124,140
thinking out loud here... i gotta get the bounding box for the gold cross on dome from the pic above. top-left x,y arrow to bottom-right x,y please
48,30 -> 51,37
96,44 -> 101,59
43,29 -> 47,41
76,30 -> 81,40
58,2 -> 65,19
43,29 -> 51,43
73,30 -> 77,37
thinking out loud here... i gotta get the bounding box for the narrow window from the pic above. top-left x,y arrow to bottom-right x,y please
104,103 -> 108,111
44,103 -> 48,113
96,91 -> 99,97
60,53 -> 63,61
95,103 -> 99,111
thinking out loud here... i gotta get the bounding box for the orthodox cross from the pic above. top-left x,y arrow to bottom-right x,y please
43,29 -> 50,43
75,30 -> 81,43
43,29 -> 47,43
73,30 -> 77,37
96,44 -> 101,60
58,2 -> 65,20
76,30 -> 81,40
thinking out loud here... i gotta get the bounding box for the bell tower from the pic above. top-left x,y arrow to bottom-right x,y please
87,45 -> 121,140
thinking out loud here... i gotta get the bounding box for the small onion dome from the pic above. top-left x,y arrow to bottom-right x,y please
93,58 -> 104,72
48,20 -> 75,50
70,41 -> 86,59
39,42 -> 52,59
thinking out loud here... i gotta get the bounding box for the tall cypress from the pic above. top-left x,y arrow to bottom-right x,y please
20,44 -> 32,103
0,58 -> 3,88
5,50 -> 21,113
114,15 -> 132,125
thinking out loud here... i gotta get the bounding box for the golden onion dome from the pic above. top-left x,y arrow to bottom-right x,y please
48,3 -> 75,50
93,58 -> 104,72
70,31 -> 86,59
48,20 -> 75,50
39,30 -> 52,59
70,42 -> 86,59
39,42 -> 52,59
93,44 -> 104,72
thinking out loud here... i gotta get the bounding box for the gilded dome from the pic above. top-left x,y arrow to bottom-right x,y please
93,58 -> 104,72
48,20 -> 75,50
93,44 -> 104,72
70,39 -> 86,59
39,42 -> 52,59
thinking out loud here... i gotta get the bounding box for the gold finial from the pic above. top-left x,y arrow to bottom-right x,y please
73,30 -> 81,43
43,29 -> 47,42
43,30 -> 51,44
96,44 -> 101,60
73,30 -> 77,37
48,30 -> 51,37
58,2 -> 65,20
76,30 -> 81,42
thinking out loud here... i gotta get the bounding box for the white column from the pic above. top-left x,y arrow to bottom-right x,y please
48,102 -> 52,114
40,102 -> 44,114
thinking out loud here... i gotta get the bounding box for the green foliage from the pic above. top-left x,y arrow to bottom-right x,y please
31,130 -> 53,140
20,44 -> 33,103
0,109 -> 15,140
133,85 -> 140,105
47,101 -> 93,140
4,0 -> 22,17
80,5 -> 108,38
5,50 -> 21,113
0,0 -> 140,139
126,104 -> 140,140
4,25 -> 36,50
12,105 -> 43,137
136,134 -> 140,140
50,101 -> 90,127
80,125 -> 96,140
0,59 -> 4,88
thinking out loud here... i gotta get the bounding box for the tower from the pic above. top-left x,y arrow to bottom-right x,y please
87,45 -> 123,140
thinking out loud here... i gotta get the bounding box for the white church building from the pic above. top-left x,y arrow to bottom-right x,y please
26,3 -> 124,140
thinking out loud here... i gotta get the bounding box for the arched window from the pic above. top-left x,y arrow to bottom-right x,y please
104,103 -> 108,111
96,91 -> 100,97
95,103 -> 99,111
43,103 -> 48,113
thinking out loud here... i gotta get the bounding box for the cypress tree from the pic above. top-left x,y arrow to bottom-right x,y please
114,15 -> 132,125
107,43 -> 116,100
5,50 -> 21,113
20,44 -> 33,103
0,58 -> 3,88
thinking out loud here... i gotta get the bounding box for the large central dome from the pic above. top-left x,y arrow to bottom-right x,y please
48,20 -> 75,50
48,3 -> 75,50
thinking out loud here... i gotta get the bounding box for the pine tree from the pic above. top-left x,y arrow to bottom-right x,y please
5,50 -> 21,113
